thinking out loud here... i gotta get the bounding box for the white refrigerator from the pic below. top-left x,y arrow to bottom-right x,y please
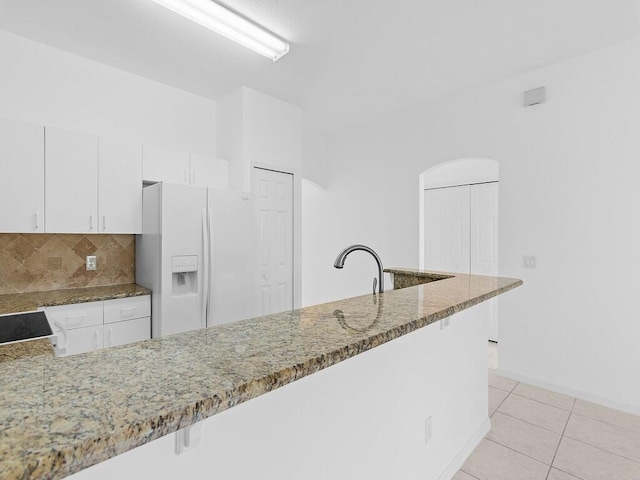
136,182 -> 258,338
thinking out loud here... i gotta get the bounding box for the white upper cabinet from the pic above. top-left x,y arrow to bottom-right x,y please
45,126 -> 99,233
0,118 -> 45,233
189,154 -> 229,189
142,146 -> 190,185
99,137 -> 143,234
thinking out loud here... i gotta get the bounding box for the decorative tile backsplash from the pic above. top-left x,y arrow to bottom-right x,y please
0,234 -> 135,295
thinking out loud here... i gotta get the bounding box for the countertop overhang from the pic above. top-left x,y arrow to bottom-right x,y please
0,270 -> 521,480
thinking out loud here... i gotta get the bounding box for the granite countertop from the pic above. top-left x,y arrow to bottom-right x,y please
0,270 -> 522,480
0,284 -> 151,363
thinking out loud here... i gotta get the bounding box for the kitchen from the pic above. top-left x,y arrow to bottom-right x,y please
2,1 -> 640,479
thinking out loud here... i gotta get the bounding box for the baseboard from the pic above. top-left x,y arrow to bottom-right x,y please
437,417 -> 491,480
495,367 -> 640,417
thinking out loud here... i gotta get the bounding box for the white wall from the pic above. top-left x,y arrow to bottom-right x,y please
217,86 -> 303,309
302,37 -> 640,414
0,29 -> 216,156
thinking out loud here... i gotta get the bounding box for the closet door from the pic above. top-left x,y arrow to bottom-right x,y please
470,182 -> 499,341
423,185 -> 470,274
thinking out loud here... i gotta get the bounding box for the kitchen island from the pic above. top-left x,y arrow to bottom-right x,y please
0,270 -> 521,480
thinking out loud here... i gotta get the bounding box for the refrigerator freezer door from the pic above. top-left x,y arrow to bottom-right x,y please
207,189 -> 258,326
138,183 -> 209,338
160,183 -> 208,336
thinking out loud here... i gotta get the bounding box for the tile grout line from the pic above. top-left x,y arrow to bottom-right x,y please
493,409 -> 565,436
508,391 -> 574,413
562,433 -> 640,467
545,397 -> 576,480
570,410 -> 640,436
483,438 -> 551,467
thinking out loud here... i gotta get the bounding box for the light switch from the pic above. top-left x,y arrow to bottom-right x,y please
523,255 -> 537,269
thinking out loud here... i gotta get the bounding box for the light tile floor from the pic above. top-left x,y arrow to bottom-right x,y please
454,342 -> 640,480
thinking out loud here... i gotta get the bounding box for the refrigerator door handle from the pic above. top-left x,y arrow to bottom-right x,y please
207,207 -> 214,325
201,208 -> 209,329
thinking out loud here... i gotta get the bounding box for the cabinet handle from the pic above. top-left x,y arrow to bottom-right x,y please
35,211 -> 39,230
103,215 -> 106,231
120,307 -> 136,319
184,169 -> 188,184
106,327 -> 112,348
66,314 -> 86,328
94,330 -> 99,349
89,214 -> 94,231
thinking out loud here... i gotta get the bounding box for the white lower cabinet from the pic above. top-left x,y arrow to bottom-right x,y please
65,326 -> 104,356
47,295 -> 150,357
104,317 -> 150,348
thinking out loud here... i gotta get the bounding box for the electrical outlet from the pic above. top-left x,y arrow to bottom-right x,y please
523,255 -> 537,269
425,416 -> 433,444
86,256 -> 97,271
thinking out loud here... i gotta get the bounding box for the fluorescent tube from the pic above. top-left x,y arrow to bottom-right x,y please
151,0 -> 289,61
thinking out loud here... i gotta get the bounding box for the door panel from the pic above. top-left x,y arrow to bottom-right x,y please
470,182 -> 499,341
254,168 -> 293,316
424,181 -> 499,341
423,186 -> 470,274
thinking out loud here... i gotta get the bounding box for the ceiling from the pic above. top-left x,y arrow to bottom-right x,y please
1,0 -> 640,133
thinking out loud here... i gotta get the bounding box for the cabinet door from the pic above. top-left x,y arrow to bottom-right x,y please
142,146 -> 189,184
45,127 -> 98,233
0,118 -> 45,233
104,317 -> 150,348
99,137 -> 143,233
189,155 -> 229,189
64,325 -> 104,356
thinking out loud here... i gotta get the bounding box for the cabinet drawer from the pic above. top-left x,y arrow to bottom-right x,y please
46,301 -> 103,330
104,296 -> 150,324
63,325 -> 103,356
104,317 -> 150,348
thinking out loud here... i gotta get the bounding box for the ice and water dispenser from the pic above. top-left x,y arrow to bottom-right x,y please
172,255 -> 198,295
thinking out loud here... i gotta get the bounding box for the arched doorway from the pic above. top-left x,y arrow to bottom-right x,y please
419,158 -> 500,341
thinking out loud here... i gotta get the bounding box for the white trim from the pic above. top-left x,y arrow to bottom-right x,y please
495,368 -> 640,417
437,417 -> 491,480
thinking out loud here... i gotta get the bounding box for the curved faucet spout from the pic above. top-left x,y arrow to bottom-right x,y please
333,244 -> 384,294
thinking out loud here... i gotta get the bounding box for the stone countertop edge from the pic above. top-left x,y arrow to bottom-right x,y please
0,284 -> 152,316
0,271 -> 522,480
0,284 -> 151,363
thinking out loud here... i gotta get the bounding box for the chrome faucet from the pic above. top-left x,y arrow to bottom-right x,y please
333,244 -> 384,294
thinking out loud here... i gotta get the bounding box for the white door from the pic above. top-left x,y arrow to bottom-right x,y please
142,146 -> 190,184
98,137 -> 143,233
45,126 -> 98,233
470,182 -> 499,341
0,118 -> 45,233
254,167 -> 294,316
423,185 -> 470,274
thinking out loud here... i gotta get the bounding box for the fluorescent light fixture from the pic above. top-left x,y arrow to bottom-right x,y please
151,0 -> 289,61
